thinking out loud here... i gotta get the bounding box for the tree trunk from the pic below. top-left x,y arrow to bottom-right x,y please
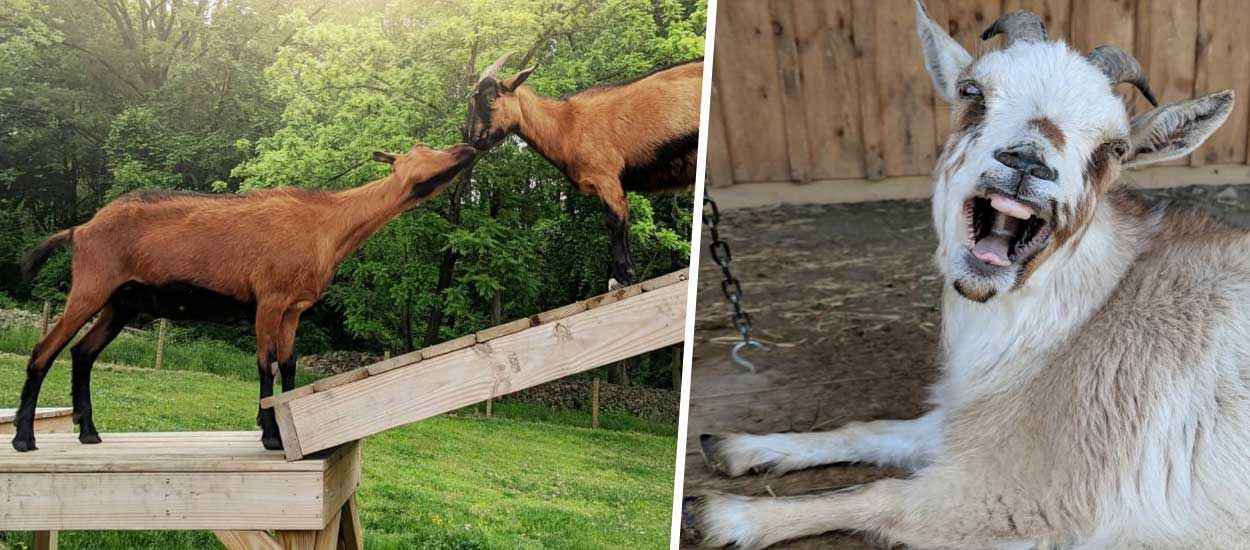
400,301 -> 414,353
670,344 -> 683,390
608,360 -> 629,386
421,249 -> 460,347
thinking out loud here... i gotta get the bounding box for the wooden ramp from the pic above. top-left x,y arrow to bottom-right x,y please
262,269 -> 689,460
0,432 -> 363,550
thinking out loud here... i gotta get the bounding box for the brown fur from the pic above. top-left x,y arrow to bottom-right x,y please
12,143 -> 475,451
1029,117 -> 1066,152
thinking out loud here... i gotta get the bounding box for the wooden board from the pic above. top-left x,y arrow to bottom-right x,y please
274,281 -> 688,460
1134,0 -> 1198,164
1072,0 -> 1139,107
792,0 -> 866,180
705,84 -> 736,188
770,0 -> 812,182
0,407 -> 74,435
585,283 -> 644,310
928,0 -> 1000,144
421,333 -> 478,360
1192,0 -> 1250,165
475,317 -> 533,342
0,433 -> 360,531
873,0 -> 937,177
715,0 -> 792,182
852,0 -> 886,180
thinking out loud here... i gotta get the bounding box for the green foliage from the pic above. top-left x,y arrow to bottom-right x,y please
0,0 -> 702,384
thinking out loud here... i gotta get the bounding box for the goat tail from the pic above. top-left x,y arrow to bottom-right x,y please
22,228 -> 74,282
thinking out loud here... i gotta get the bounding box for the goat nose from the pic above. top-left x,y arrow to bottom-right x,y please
994,147 -> 1057,181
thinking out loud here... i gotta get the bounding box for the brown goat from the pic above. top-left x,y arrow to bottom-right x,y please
12,142 -> 477,452
464,54 -> 702,288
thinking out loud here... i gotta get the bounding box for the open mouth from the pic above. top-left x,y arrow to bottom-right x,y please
963,193 -> 1051,268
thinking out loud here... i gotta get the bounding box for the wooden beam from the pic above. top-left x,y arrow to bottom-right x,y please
712,164 -> 1250,209
276,281 -> 687,459
214,531 -> 283,550
339,495 -> 364,550
33,531 -> 57,550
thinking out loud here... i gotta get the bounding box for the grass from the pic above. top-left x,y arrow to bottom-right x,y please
0,332 -> 678,549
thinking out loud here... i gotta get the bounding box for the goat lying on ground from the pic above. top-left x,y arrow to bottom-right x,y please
685,2 -> 1247,548
13,142 -> 476,452
463,53 -> 701,289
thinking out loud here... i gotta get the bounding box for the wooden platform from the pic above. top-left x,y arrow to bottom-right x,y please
0,407 -> 73,435
0,432 -> 363,549
262,269 -> 689,460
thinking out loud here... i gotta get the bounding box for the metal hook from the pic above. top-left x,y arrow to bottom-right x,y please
731,339 -> 767,374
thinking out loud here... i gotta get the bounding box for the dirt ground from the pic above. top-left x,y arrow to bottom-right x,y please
681,183 -> 1250,549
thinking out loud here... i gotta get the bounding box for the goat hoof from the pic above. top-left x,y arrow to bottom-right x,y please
682,493 -> 766,549
699,434 -> 731,476
261,436 -> 284,450
681,496 -> 707,542
11,436 -> 37,452
79,432 -> 102,445
608,278 -> 625,291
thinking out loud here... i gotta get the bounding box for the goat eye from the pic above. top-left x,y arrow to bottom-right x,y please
959,82 -> 982,99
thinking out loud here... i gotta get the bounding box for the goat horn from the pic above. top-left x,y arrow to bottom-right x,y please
980,11 -> 1047,47
1087,46 -> 1159,107
478,52 -> 514,83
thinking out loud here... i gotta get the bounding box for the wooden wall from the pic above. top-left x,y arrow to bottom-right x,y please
705,0 -> 1250,199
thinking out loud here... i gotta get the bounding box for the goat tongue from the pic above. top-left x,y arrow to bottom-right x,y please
971,211 -> 1021,267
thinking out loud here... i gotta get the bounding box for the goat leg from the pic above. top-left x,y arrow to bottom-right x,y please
600,186 -> 635,290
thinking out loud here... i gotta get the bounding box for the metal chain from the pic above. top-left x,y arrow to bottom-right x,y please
702,193 -> 765,373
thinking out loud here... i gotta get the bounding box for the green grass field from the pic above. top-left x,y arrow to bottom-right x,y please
0,327 -> 677,549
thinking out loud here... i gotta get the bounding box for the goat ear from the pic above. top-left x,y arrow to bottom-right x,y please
372,151 -> 397,164
915,0 -> 972,103
500,67 -> 535,92
1124,90 -> 1235,168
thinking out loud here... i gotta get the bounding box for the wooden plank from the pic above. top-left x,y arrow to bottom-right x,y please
0,471 -> 326,530
770,0 -> 811,182
0,407 -> 74,424
530,301 -> 587,325
1133,0 -> 1197,165
852,0 -> 886,180
364,350 -> 421,376
712,163 -> 1250,208
640,269 -> 690,291
339,495 -> 364,550
475,317 -> 533,342
714,0 -> 791,182
420,333 -> 478,360
214,531 -> 283,550
1071,0 -> 1137,106
0,407 -> 74,435
929,0 -> 1000,144
312,510 -> 342,550
792,0 -> 867,180
282,282 -> 687,458
320,440 -> 362,519
1192,0 -> 1250,165
33,531 -> 57,550
705,84 -> 736,187
311,369 -> 369,393
584,283 -> 644,310
275,531 -> 315,550
261,384 -> 315,409
0,432 -> 329,473
873,0 -> 937,177
275,403 -> 305,461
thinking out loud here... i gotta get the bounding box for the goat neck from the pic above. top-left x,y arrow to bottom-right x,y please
511,86 -> 574,171
328,173 -> 417,265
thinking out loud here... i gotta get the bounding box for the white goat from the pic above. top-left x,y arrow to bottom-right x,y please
683,2 -> 1245,548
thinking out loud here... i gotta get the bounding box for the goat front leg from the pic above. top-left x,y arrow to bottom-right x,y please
700,411 -> 943,477
595,180 -> 635,290
253,302 -> 286,450
686,474 -> 1052,550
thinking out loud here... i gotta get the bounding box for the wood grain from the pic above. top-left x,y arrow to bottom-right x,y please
792,0 -> 866,179
770,0 -> 812,182
281,282 -> 687,459
705,84 -> 736,187
874,0 -> 937,176
1193,0 -> 1250,165
715,0 -> 792,182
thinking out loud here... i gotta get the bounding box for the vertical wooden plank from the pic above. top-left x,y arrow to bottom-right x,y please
591,377 -> 601,430
793,0 -> 867,179
1192,0 -> 1250,165
339,495 -> 364,550
715,0 -> 791,182
275,531 -> 315,550
929,0 -> 1003,146
214,531 -> 283,550
771,0 -> 811,182
154,319 -> 167,370
33,531 -> 57,550
1071,0 -> 1137,106
1134,0 -> 1198,165
873,0 -> 938,176
705,84 -> 735,187
852,0 -> 886,179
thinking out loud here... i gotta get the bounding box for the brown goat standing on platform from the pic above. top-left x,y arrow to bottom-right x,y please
13,143 -> 476,452
464,53 -> 702,289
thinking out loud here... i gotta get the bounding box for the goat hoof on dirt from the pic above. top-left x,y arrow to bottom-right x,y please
261,436 -> 284,450
79,432 -> 102,445
699,434 -> 731,474
682,493 -> 764,549
11,436 -> 37,452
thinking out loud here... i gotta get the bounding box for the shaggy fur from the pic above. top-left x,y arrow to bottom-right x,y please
684,2 -> 1245,548
11,143 -> 476,453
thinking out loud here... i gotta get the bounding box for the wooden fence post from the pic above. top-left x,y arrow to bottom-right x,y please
591,378 -> 600,430
40,301 -> 51,336
485,398 -> 493,417
154,319 -> 168,370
